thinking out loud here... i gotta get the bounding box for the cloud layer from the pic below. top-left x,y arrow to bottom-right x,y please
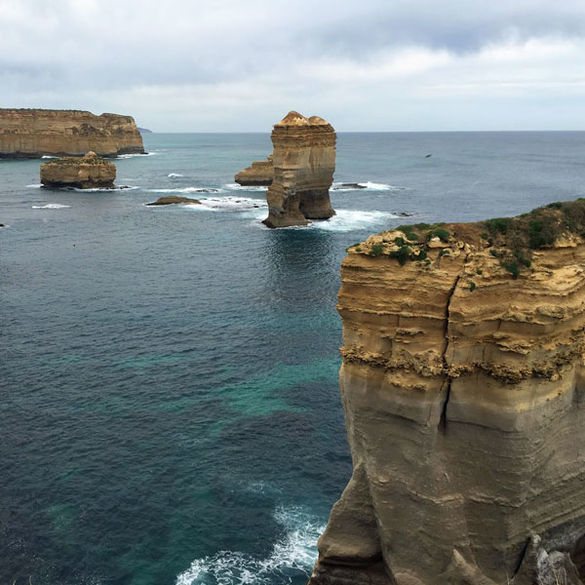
1,0 -> 585,130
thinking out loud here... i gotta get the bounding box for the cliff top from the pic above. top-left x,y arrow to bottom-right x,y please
41,152 -> 112,167
274,111 -> 333,128
349,198 -> 585,279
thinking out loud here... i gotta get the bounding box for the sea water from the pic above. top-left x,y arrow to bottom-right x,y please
2,132 -> 585,585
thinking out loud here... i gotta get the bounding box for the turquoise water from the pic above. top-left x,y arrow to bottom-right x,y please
2,132 -> 585,585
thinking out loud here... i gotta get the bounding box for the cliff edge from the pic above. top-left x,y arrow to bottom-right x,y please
0,109 -> 144,158
310,200 -> 585,585
264,111 -> 336,228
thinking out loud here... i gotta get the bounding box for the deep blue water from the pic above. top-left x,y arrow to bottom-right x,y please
2,132 -> 585,585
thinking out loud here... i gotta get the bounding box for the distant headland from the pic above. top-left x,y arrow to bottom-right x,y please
0,108 -> 144,158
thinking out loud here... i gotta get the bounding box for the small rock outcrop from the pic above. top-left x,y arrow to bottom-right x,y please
263,111 -> 336,228
146,196 -> 201,206
310,200 -> 585,585
0,109 -> 144,158
41,152 -> 116,189
235,155 -> 274,186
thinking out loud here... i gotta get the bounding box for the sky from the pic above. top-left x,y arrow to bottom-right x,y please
1,0 -> 585,132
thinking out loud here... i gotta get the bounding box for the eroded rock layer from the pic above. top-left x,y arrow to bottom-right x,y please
41,151 -> 116,189
263,111 -> 336,228
235,155 -> 273,186
0,109 -> 144,158
310,202 -> 585,585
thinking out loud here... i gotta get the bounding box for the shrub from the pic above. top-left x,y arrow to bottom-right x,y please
484,217 -> 511,235
501,260 -> 520,279
394,236 -> 406,246
368,244 -> 385,257
428,228 -> 450,242
476,268 -> 483,275
469,281 -> 476,292
389,245 -> 412,265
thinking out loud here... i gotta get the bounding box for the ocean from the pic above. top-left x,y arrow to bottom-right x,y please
2,131 -> 585,585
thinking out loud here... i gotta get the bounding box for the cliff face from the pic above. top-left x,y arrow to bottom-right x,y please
235,155 -> 274,186
263,111 -> 336,228
0,109 -> 144,158
310,201 -> 585,585
41,151 -> 116,189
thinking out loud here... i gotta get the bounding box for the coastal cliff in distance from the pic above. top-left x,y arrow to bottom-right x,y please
263,111 -> 336,228
310,200 -> 585,585
0,109 -> 144,158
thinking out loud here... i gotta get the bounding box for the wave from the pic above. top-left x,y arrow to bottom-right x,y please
193,196 -> 267,211
225,183 -> 269,192
332,181 -> 405,192
32,203 -> 71,209
74,185 -> 140,192
176,506 -> 324,585
117,152 -> 159,159
168,173 -> 184,178
147,187 -> 222,194
26,183 -> 43,188
41,155 -> 57,159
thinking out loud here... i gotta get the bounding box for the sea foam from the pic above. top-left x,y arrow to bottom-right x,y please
31,203 -> 71,209
176,506 -> 324,585
168,173 -> 185,178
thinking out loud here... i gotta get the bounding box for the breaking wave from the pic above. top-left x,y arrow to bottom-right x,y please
26,183 -> 43,188
117,152 -> 159,159
147,187 -> 221,194
168,173 -> 184,178
225,183 -> 269,192
176,506 -> 323,585
192,196 -> 267,211
32,203 -> 71,209
332,181 -> 405,191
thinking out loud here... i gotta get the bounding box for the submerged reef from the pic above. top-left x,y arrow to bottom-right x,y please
0,108 -> 144,158
310,199 -> 585,585
263,111 -> 336,228
41,151 -> 116,189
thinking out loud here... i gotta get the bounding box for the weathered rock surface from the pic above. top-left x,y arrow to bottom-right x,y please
0,109 -> 144,158
310,201 -> 585,585
146,196 -> 201,206
41,152 -> 116,189
235,155 -> 273,186
263,111 -> 336,228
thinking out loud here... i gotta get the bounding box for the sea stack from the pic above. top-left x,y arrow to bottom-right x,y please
310,201 -> 585,585
235,155 -> 274,186
41,152 -> 116,189
263,111 -> 336,228
0,109 -> 144,158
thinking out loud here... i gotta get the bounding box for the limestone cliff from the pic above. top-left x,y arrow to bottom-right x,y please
310,200 -> 585,585
0,109 -> 144,158
41,152 -> 116,189
263,111 -> 336,228
235,155 -> 274,186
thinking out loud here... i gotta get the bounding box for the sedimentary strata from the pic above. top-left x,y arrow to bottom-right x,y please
310,201 -> 585,585
146,196 -> 201,206
41,152 -> 116,189
235,155 -> 273,186
0,109 -> 144,158
263,111 -> 336,228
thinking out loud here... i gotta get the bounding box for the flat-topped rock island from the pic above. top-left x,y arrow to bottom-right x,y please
0,109 -> 144,158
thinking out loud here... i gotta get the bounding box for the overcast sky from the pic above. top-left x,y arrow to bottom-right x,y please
2,0 -> 585,131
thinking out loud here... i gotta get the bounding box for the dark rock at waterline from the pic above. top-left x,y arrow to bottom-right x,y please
147,196 -> 201,206
393,212 -> 413,217
333,183 -> 367,190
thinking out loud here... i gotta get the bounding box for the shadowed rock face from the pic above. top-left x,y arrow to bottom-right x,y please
41,151 -> 116,189
235,155 -> 273,186
0,109 -> 144,158
263,111 -> 336,228
310,202 -> 585,585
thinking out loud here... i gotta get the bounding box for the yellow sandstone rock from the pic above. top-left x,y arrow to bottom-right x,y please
310,202 -> 585,585
263,111 -> 336,228
41,152 -> 116,189
235,155 -> 273,186
0,109 -> 144,158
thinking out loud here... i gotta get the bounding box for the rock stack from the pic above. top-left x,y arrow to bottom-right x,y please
41,151 -> 116,189
263,111 -> 336,228
310,201 -> 585,585
234,155 -> 274,186
0,109 -> 144,158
